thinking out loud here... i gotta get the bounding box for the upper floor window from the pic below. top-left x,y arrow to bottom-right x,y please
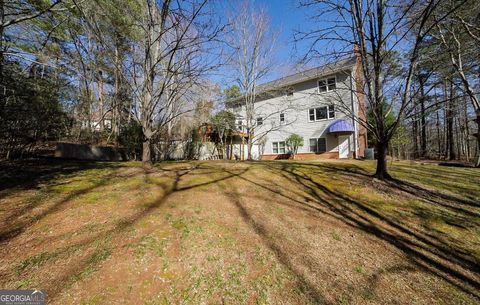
286,87 -> 294,96
318,77 -> 336,93
237,120 -> 243,131
280,113 -> 285,124
256,117 -> 263,126
308,105 -> 335,122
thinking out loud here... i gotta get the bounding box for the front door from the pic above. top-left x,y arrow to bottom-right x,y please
338,135 -> 350,159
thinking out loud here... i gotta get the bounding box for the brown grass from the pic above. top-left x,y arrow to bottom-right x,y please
0,159 -> 478,304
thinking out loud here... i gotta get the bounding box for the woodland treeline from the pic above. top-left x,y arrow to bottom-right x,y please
0,0 -> 479,177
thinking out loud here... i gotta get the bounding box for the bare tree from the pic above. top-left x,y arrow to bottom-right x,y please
128,0 -> 224,165
1,0 -> 65,110
432,0 -> 480,166
227,1 -> 277,160
297,0 -> 467,179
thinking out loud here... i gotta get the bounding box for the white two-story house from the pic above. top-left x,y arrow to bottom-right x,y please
228,55 -> 367,160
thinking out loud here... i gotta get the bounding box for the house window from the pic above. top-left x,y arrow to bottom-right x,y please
328,105 -> 335,118
318,138 -> 326,152
280,113 -> 285,124
256,117 -> 263,126
237,120 -> 243,131
286,87 -> 294,96
309,139 -> 317,152
318,77 -> 336,92
309,138 -> 327,153
316,107 -> 327,120
272,141 -> 286,154
309,109 -> 315,121
308,105 -> 335,121
318,80 -> 327,92
327,77 -> 336,91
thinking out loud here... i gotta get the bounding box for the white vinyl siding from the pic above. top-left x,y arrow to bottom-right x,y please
229,70 -> 356,157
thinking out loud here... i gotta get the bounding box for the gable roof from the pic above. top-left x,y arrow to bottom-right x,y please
256,56 -> 357,93
228,56 -> 357,105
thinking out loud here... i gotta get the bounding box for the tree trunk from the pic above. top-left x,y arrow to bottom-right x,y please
0,0 -> 4,93
463,96 -> 470,161
436,106 -> 442,159
419,75 -> 427,158
447,112 -> 455,160
98,71 -> 105,133
420,98 -> 426,158
412,108 -> 418,158
142,138 -> 152,166
446,89 -> 456,161
375,141 -> 391,179
475,111 -> 480,167
247,132 -> 253,160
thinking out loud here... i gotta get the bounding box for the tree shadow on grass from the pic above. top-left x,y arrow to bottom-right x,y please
219,180 -> 331,305
3,160 -> 478,302
0,159 -> 122,195
266,162 -> 480,299
218,162 -> 479,301
2,163 -> 249,300
0,165 -> 135,243
301,161 -> 480,215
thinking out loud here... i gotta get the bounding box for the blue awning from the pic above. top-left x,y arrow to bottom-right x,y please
327,119 -> 354,133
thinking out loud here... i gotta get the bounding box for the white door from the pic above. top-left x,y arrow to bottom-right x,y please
338,136 -> 350,159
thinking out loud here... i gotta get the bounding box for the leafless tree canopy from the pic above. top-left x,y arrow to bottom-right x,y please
226,0 -> 278,159
296,0 -> 472,177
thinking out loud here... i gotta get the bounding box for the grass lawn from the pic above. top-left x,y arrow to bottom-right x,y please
0,159 -> 479,304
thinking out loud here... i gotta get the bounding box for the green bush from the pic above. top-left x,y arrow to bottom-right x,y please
118,121 -> 143,160
286,134 -> 304,159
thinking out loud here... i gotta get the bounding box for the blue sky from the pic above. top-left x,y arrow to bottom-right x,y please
258,0 -> 306,64
213,0 -> 338,87
248,0 -> 319,81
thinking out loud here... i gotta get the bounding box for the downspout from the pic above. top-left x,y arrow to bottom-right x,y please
349,69 -> 359,158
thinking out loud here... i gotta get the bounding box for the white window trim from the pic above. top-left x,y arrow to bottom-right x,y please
308,109 -> 315,122
237,119 -> 244,131
328,105 -> 336,120
308,105 -> 335,122
272,141 -> 286,154
318,76 -> 337,93
272,142 -> 278,154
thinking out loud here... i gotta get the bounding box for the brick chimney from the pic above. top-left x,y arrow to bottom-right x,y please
353,43 -> 367,158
